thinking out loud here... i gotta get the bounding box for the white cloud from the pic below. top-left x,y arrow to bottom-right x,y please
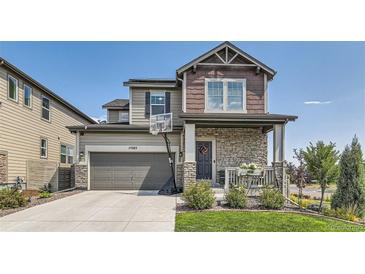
91,114 -> 107,123
304,101 -> 332,105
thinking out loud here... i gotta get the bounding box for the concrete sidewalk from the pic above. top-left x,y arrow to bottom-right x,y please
0,191 -> 177,232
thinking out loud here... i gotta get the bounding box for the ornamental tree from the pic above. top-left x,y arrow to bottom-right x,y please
331,136 -> 365,217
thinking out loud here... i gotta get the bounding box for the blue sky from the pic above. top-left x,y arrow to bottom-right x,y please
1,42 -> 364,162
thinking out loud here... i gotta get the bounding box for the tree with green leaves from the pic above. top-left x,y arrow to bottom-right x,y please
331,136 -> 365,217
303,141 -> 340,211
287,149 -> 310,200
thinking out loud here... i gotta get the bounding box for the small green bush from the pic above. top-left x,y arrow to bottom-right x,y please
0,189 -> 27,209
225,186 -> 247,208
39,191 -> 52,199
182,181 -> 215,210
260,188 -> 285,209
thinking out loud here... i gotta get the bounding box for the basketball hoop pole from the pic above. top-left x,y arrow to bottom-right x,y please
161,133 -> 177,192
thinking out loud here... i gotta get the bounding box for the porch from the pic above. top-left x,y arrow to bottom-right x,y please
178,113 -> 297,197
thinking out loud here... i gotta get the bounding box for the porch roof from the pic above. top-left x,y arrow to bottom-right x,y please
179,113 -> 297,132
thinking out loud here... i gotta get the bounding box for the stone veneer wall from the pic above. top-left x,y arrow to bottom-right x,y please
196,128 -> 268,179
0,152 -> 8,183
183,162 -> 196,187
74,164 -> 88,189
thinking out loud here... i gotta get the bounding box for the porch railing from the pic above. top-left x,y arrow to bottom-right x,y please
224,166 -> 276,192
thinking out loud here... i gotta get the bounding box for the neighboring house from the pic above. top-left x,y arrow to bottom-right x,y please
102,99 -> 129,124
68,42 -> 297,193
0,58 -> 96,191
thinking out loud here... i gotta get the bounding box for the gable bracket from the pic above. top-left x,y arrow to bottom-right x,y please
228,53 -> 238,64
214,52 -> 227,64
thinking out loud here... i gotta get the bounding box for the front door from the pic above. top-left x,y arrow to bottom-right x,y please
196,141 -> 212,180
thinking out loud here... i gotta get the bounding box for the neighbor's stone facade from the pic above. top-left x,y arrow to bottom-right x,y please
196,127 -> 267,179
74,164 -> 88,189
0,152 -> 8,183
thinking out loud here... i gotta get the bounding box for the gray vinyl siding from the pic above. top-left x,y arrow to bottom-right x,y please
131,87 -> 182,126
79,132 -> 181,156
0,67 -> 91,183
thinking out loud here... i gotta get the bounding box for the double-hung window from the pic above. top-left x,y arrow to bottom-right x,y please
24,84 -> 32,108
8,75 -> 18,102
42,96 -> 50,121
150,92 -> 165,115
40,138 -> 48,158
205,78 -> 246,112
60,144 -> 74,164
118,111 -> 129,122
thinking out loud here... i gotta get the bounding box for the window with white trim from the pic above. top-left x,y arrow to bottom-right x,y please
150,92 -> 165,115
40,138 -> 48,158
42,96 -> 50,121
205,78 -> 246,112
24,84 -> 32,108
118,111 -> 129,122
60,144 -> 74,164
8,75 -> 18,102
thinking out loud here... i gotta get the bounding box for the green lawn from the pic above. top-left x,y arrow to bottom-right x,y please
175,211 -> 365,232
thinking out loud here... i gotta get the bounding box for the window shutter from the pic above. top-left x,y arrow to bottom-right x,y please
145,92 -> 150,118
165,92 -> 171,113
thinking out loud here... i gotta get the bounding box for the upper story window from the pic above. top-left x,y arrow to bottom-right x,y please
60,144 -> 74,164
42,96 -> 51,121
119,111 -> 129,122
8,75 -> 18,102
24,84 -> 32,108
40,138 -> 48,159
205,78 -> 246,112
150,92 -> 165,115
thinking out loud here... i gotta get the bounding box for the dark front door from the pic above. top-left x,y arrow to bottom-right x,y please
196,141 -> 212,180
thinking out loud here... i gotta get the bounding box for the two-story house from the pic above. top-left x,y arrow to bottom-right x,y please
0,58 -> 96,191
68,42 -> 297,193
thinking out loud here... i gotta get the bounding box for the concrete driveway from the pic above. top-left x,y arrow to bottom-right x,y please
0,191 -> 176,232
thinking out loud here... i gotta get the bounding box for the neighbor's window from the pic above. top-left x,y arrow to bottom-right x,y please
40,138 -> 48,158
119,111 -> 129,122
61,144 -> 74,164
150,92 -> 165,115
24,84 -> 32,108
42,96 -> 50,121
205,79 -> 246,112
8,75 -> 18,102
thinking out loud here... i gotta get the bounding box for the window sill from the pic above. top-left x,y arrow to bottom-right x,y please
41,117 -> 51,123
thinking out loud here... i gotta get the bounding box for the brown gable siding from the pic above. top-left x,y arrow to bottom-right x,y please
185,66 -> 265,113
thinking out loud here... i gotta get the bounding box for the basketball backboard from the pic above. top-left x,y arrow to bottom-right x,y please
149,113 -> 173,135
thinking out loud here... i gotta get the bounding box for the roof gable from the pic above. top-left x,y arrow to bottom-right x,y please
176,41 -> 276,78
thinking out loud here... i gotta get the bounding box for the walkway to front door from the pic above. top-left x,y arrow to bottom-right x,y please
196,141 -> 212,180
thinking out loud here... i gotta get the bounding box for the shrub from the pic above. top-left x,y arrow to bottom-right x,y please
225,186 -> 247,208
182,181 -> 215,210
322,207 -> 359,222
260,188 -> 285,209
39,191 -> 52,199
0,189 -> 27,209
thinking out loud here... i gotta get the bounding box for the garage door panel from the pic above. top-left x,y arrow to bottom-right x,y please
90,152 -> 173,190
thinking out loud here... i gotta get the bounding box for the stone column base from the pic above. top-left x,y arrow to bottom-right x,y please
73,164 -> 88,190
272,161 -> 288,198
183,161 -> 196,189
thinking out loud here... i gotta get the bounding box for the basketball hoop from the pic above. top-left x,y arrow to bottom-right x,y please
149,113 -> 173,135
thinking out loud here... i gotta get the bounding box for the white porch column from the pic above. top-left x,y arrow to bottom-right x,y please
184,123 -> 196,161
273,124 -> 285,162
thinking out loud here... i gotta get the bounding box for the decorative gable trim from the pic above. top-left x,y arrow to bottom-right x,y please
176,41 -> 276,78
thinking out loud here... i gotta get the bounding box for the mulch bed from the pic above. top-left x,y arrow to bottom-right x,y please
0,189 -> 84,218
